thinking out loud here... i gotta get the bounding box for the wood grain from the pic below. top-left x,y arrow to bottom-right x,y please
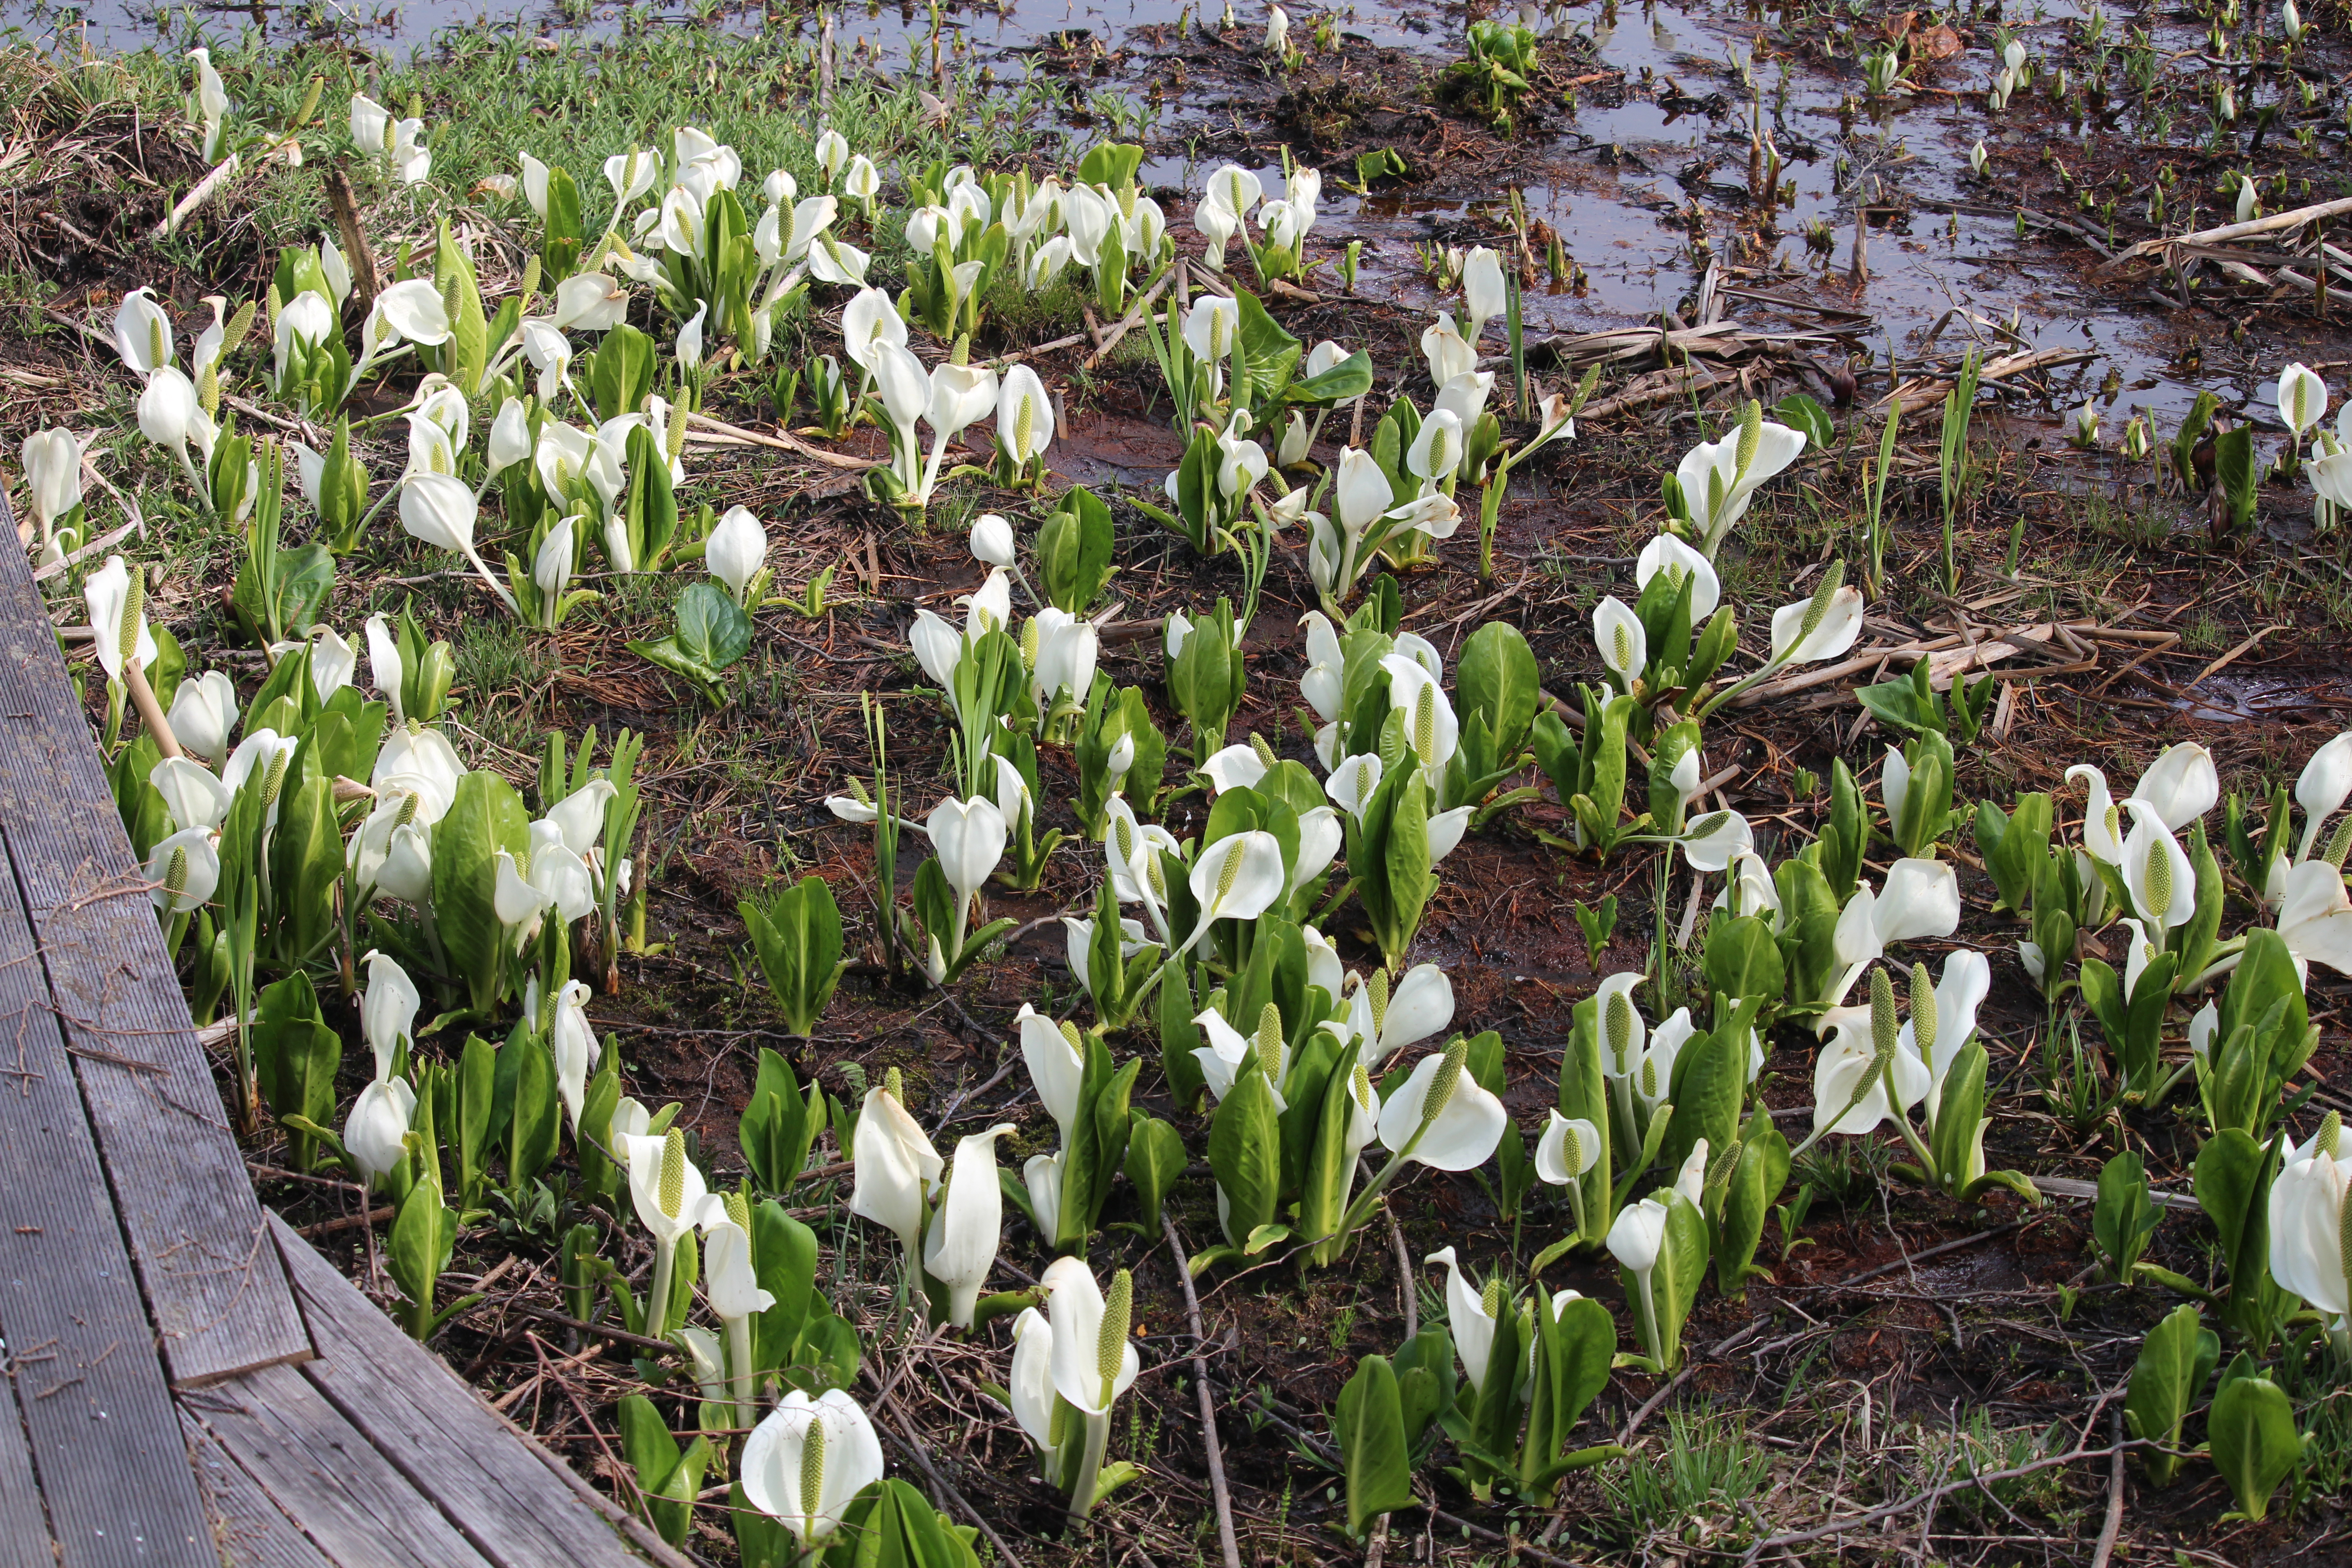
0,827 -> 215,1567
0,513 -> 308,1385
0,1333 -> 58,1568
180,1365 -> 497,1568
178,1407 -> 335,1568
271,1215 -> 648,1568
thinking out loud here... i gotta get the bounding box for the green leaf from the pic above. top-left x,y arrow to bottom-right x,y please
1974,794 -> 2052,916
1206,1070 -> 1282,1250
740,1051 -> 823,1194
542,166 -> 584,275
628,636 -> 724,701
252,973 -> 341,1172
2094,1151 -> 2160,1282
1123,1112 -> 1186,1236
675,581 -> 753,671
2214,425 -> 2258,532
730,1482 -> 793,1568
508,1034 -> 560,1191
1157,954 -> 1206,1112
615,1393 -> 695,1544
387,1176 -> 453,1334
2195,1128 -> 2288,1351
1298,1042 -> 1364,1264
1231,286 -> 1302,404
1659,1024 -> 1743,1176
621,424 -> 679,569
435,222 -> 490,394
265,544 -> 336,639
752,1201 -> 824,1373
2123,1303 -> 2217,1487
1455,622 -> 1540,765
1038,486 -> 1117,613
1641,1192 -> 1711,1372
1334,1356 -> 1416,1535
431,770 -> 531,1014
269,764 -> 341,964
1773,393 -> 1834,451
1701,912 -> 1784,1008
1289,349 -> 1374,407
1058,1042 -> 1138,1250
586,322 -> 656,421
2078,958 -> 2127,1048
1376,756 -> 1433,968
2210,1372 -> 2303,1522
456,1033 -> 495,1207
1929,1042 -> 1990,1194
1242,1223 -> 1290,1255
1852,672 -> 1940,737
741,877 -> 844,1035
1352,147 -> 1408,186
1520,1292 -> 1615,1491
1075,141 -> 1143,191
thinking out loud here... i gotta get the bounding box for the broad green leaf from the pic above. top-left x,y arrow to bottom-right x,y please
739,1049 -> 822,1193
742,877 -> 844,1035
1334,1356 -> 1415,1535
1123,1112 -> 1187,1235
2210,1373 -> 2303,1522
2124,1303 -> 2217,1486
1702,912 -> 1784,1008
1206,1070 -> 1282,1250
387,1176 -> 451,1330
1455,621 -> 1540,760
2195,1128 -> 2288,1350
431,770 -> 531,1014
1661,1025 -> 1744,1174
508,1034 -> 560,1191
675,581 -> 753,671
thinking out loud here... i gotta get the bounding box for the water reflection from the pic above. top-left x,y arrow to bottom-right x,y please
0,0 -> 2225,416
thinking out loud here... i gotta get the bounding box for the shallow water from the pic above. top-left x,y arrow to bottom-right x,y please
0,0 -> 2291,425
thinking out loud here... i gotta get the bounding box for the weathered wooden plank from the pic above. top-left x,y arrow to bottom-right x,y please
0,827 -> 215,1567
180,1365 -> 497,1568
0,1340 -> 58,1568
0,508 -> 308,1386
178,1408 -> 335,1568
270,1216 -> 649,1568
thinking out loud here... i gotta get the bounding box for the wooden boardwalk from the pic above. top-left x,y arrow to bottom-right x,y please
0,496 -> 663,1566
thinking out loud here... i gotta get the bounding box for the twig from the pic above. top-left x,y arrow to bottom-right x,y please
1166,1217 -> 1244,1568
683,411 -> 883,471
464,1295 -> 680,1356
1080,267 -> 1177,372
995,329 -> 1093,364
147,153 -> 242,241
535,1333 -> 654,1538
493,1344 -> 708,1568
30,514 -> 139,580
2086,633 -> 2183,699
324,160 -> 382,309
1388,1200 -> 1417,1340
859,1366 -> 1027,1568
2100,191 -> 2352,266
2090,1408 -> 2126,1568
294,1205 -> 393,1238
1793,1220 -> 2024,1293
2188,622 -> 2288,685
1740,1440 -> 2144,1560
1617,1317 -> 1769,1446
